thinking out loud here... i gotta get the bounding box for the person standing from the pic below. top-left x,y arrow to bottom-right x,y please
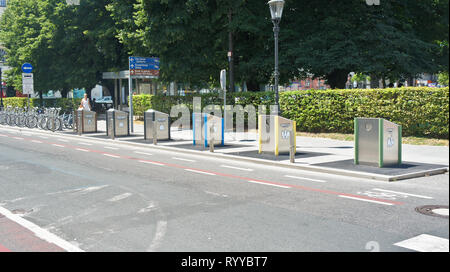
79,93 -> 91,111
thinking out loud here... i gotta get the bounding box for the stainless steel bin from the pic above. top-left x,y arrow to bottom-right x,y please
76,109 -> 97,133
258,115 -> 296,156
144,109 -> 170,141
106,109 -> 129,137
354,118 -> 402,167
192,113 -> 224,147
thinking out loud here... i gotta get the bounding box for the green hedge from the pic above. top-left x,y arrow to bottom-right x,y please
4,87 -> 448,139
2,97 -> 81,112
280,87 -> 449,139
134,87 -> 449,139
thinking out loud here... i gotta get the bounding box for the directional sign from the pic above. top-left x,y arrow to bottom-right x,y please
21,63 -> 33,73
129,57 -> 160,77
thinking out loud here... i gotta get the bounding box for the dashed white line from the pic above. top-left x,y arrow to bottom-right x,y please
39,136 -> 49,139
394,234 -> 449,252
13,137 -> 24,140
103,154 -> 120,159
31,140 -> 43,144
76,148 -> 89,152
284,175 -> 327,183
338,195 -> 394,206
58,139 -> 69,142
78,142 -> 93,146
172,157 -> 196,162
220,165 -> 254,172
184,169 -> 216,176
134,151 -> 153,156
139,160 -> 165,166
247,180 -> 291,189
52,144 -> 65,148
104,146 -> 119,150
372,188 -> 433,199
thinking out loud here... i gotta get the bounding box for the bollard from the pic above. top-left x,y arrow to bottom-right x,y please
209,126 -> 214,152
77,110 -> 82,136
289,130 -> 295,163
152,123 -> 157,145
111,111 -> 115,140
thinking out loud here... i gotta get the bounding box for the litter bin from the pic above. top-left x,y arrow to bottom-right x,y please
75,109 -> 97,134
354,118 -> 402,167
258,115 -> 296,156
106,109 -> 129,138
144,109 -> 170,141
192,113 -> 224,147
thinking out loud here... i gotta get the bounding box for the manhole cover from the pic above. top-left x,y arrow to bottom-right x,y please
416,205 -> 449,219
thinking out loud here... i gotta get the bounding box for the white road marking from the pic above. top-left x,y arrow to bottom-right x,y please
58,139 -> 69,142
338,195 -> 394,206
184,169 -> 216,176
284,175 -> 327,183
372,188 -> 433,199
104,146 -> 119,150
39,136 -> 49,139
138,202 -> 158,213
0,206 -> 84,252
172,157 -> 196,162
139,160 -> 165,166
76,148 -> 89,152
103,154 -> 120,159
107,193 -> 133,202
220,165 -> 254,172
52,144 -> 65,148
78,142 -> 92,146
31,140 -> 43,144
0,134 -> 7,137
432,208 -> 449,216
147,220 -> 168,252
247,180 -> 291,189
13,137 -> 24,140
394,234 -> 449,252
134,151 -> 153,156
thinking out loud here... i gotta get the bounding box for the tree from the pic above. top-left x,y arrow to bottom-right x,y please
0,0 -> 126,98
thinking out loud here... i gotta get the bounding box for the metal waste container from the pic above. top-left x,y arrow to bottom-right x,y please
192,113 -> 224,147
144,109 -> 170,141
354,118 -> 402,167
75,109 -> 97,134
258,115 -> 296,156
106,109 -> 129,138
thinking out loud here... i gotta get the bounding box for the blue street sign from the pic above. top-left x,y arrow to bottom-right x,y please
21,63 -> 33,73
129,57 -> 160,70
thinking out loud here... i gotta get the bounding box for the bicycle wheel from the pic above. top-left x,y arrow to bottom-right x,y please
27,116 -> 38,128
40,117 -> 48,130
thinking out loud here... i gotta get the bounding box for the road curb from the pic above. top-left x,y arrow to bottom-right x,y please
1,125 -> 448,182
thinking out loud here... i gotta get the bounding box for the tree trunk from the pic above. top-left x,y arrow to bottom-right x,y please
326,69 -> 349,89
370,73 -> 380,88
246,80 -> 260,92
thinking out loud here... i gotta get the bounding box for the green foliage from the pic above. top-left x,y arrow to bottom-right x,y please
2,97 -> 81,112
438,71 -> 449,86
0,0 -> 126,96
133,87 -> 449,139
281,87 -> 449,139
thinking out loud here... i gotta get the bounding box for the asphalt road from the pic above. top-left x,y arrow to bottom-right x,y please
0,127 -> 448,252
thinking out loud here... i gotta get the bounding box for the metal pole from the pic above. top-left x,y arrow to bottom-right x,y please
129,68 -> 134,133
273,20 -> 280,116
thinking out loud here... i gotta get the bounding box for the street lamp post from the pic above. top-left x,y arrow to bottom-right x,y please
268,0 -> 285,116
0,67 -> 3,110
